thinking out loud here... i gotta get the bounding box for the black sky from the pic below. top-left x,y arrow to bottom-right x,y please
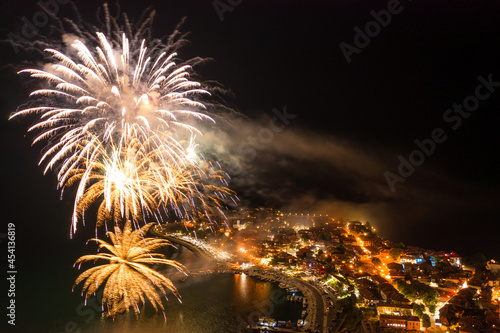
1,0 -> 500,262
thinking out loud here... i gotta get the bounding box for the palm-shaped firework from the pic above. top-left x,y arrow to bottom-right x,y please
74,221 -> 187,318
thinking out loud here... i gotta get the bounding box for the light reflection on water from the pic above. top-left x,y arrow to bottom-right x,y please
79,246 -> 303,333
83,273 -> 302,333
14,239 -> 300,333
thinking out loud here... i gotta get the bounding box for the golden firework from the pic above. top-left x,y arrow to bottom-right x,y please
74,221 -> 187,318
60,136 -> 234,233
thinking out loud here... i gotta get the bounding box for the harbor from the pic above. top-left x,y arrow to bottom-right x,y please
233,268 -> 327,332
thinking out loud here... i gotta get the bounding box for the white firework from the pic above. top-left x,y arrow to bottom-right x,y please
11,31 -> 213,175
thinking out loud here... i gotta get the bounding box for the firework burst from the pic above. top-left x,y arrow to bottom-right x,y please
11,5 -> 235,234
11,3 -> 237,321
11,30 -> 212,175
74,221 -> 188,318
61,136 -> 233,233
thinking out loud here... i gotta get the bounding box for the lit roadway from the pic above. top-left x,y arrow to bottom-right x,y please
290,277 -> 328,333
149,226 -> 214,261
151,225 -> 333,332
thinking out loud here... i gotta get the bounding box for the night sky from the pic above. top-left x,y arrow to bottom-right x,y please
1,0 -> 500,266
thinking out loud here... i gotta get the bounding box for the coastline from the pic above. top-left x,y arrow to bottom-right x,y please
154,227 -> 328,331
175,266 -> 324,332
239,268 -> 318,330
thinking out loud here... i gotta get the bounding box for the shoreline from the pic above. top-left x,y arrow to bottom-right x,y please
155,229 -> 325,331
238,268 -> 318,330
174,266 -> 321,331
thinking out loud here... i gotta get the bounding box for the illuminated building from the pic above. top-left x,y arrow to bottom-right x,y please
379,315 -> 420,331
